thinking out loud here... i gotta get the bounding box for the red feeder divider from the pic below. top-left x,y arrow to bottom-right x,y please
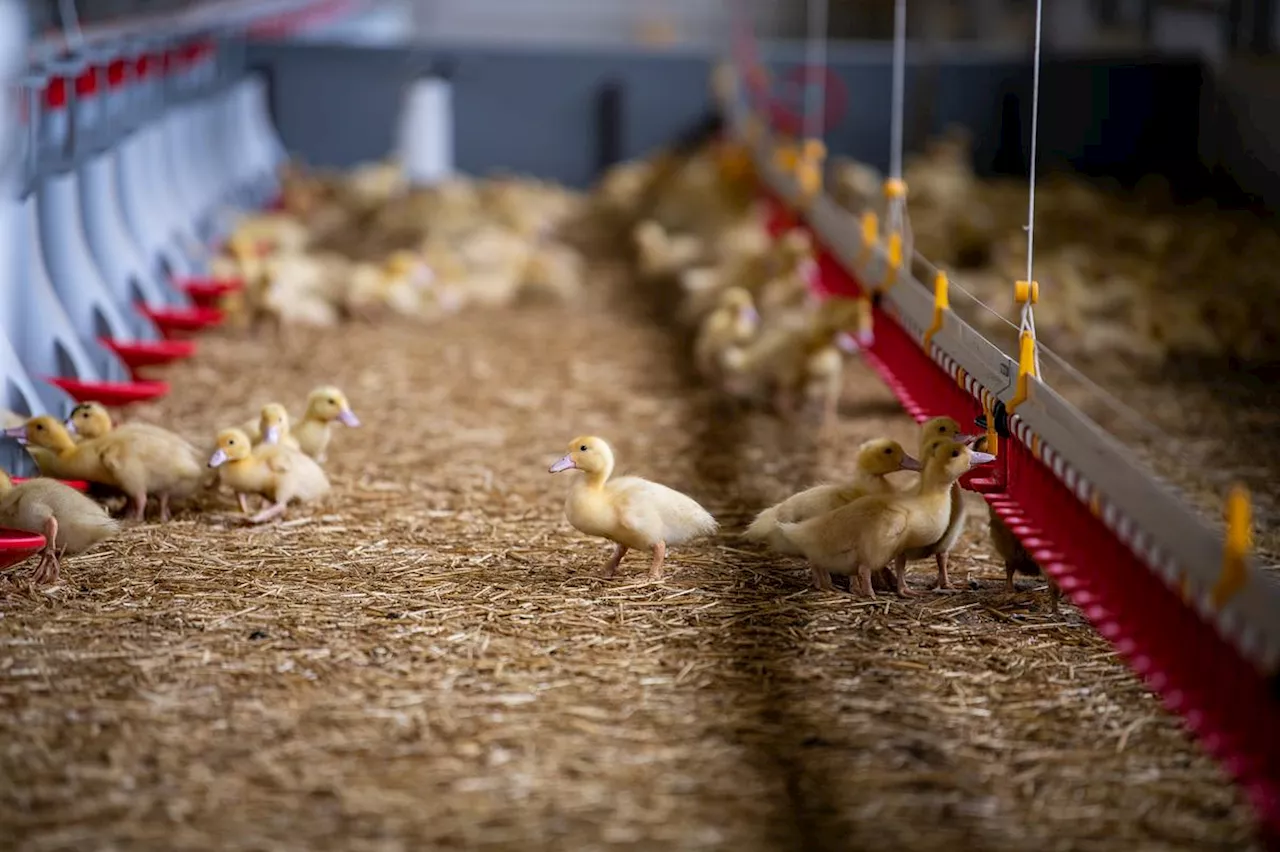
0,528 -> 47,570
100,338 -> 196,380
137,304 -> 224,339
11,477 -> 90,493
45,377 -> 169,405
179,278 -> 243,309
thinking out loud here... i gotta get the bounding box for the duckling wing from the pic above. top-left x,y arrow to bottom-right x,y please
608,476 -> 717,547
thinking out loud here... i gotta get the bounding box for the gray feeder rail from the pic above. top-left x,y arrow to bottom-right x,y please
714,69 -> 1280,677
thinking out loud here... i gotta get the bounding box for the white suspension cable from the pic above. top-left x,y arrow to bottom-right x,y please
802,0 -> 829,143
1021,0 -> 1045,376
889,0 -> 907,181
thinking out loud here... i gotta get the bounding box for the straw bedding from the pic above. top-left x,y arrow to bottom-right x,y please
0,263 -> 1259,850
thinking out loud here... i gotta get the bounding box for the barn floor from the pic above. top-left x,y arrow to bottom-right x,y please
0,265 -> 1259,851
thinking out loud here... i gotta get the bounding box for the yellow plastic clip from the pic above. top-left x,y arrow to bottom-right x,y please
1212,483 -> 1252,609
1015,279 -> 1040,306
883,177 -> 907,201
1007,330 -> 1038,414
795,138 -> 826,206
856,295 -> 874,338
880,232 -> 903,290
983,397 -> 999,457
857,211 -> 879,268
921,270 -> 950,351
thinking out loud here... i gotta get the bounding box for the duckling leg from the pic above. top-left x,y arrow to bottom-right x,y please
809,564 -> 836,592
892,555 -> 917,597
932,551 -> 961,590
1048,578 -> 1062,614
128,492 -> 148,523
158,492 -> 173,524
248,501 -> 289,524
32,516 -> 60,585
236,492 -> 251,514
647,540 -> 667,580
601,543 -> 628,579
853,565 -> 877,599
1004,560 -> 1017,592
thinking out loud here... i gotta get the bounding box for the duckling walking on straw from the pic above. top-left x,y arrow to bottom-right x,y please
549,436 -> 717,580
0,470 -> 120,584
208,428 -> 330,524
779,439 -> 995,598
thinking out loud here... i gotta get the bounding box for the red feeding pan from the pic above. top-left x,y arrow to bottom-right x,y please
100,338 -> 196,380
44,377 -> 169,405
0,528 -> 46,570
10,477 -> 90,492
179,277 -> 243,308
137,304 -> 224,338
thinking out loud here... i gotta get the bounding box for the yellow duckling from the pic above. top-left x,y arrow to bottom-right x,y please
5,415 -> 203,522
0,470 -> 119,584
885,416 -> 983,591
990,512 -> 1062,613
778,439 -> 995,598
65,401 -> 180,442
745,438 -> 921,555
549,436 -> 717,580
253,403 -> 302,450
693,287 -> 760,384
241,386 -> 360,462
207,428 -> 331,523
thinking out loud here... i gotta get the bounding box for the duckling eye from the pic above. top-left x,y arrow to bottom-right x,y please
229,439 -> 236,445
883,447 -> 893,455
328,398 -> 337,405
951,449 -> 960,458
579,445 -> 588,452
36,424 -> 45,431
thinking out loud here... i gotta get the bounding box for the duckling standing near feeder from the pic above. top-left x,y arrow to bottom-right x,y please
0,470 -> 119,584
779,439 -> 995,598
693,287 -> 759,385
991,512 -> 1062,613
252,403 -> 302,450
745,438 -> 921,555
207,428 -> 330,523
885,417 -> 983,591
549,436 -> 717,580
7,415 -> 204,523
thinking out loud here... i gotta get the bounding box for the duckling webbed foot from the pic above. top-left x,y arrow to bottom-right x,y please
248,501 -> 289,524
128,493 -> 148,523
892,556 -> 917,597
648,541 -> 667,581
853,566 -> 877,599
601,543 -> 628,579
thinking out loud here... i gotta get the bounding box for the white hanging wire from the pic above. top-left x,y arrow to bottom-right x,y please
57,0 -> 83,49
1021,0 -> 1045,376
802,0 -> 829,144
886,0 -> 913,266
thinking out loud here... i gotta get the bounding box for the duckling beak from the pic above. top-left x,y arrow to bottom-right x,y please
739,305 -> 760,326
834,331 -> 861,354
968,451 -> 997,467
263,425 -> 282,445
336,409 -> 361,428
208,448 -> 229,468
3,426 -> 27,444
64,419 -> 78,436
549,454 -> 576,473
899,455 -> 923,472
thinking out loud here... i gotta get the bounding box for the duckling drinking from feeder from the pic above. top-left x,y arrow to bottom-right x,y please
745,438 -> 921,556
549,436 -> 717,580
6,415 -> 204,522
0,470 -> 119,584
778,439 -> 995,598
693,286 -> 760,384
207,428 -> 330,523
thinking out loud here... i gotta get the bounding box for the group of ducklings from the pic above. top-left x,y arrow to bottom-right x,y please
0,386 -> 359,585
548,417 -> 1060,609
617,149 -> 870,426
832,127 -> 1280,364
209,162 -> 590,334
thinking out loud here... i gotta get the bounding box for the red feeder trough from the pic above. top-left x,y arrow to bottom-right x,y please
179,277 -> 243,308
0,528 -> 47,570
11,476 -> 90,492
100,338 -> 196,380
137,304 -> 224,339
44,377 -> 169,405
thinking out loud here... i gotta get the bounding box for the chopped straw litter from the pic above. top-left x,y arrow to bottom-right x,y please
0,260 -> 1261,850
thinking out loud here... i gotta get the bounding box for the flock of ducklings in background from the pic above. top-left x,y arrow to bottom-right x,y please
582,141 -> 1058,608
831,127 -> 1280,365
206,163 -> 591,332
0,386 -> 359,585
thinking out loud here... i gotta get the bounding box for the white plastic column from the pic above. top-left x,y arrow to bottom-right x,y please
77,62 -> 175,314
115,51 -> 196,283
35,72 -> 137,379
398,77 -> 454,186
